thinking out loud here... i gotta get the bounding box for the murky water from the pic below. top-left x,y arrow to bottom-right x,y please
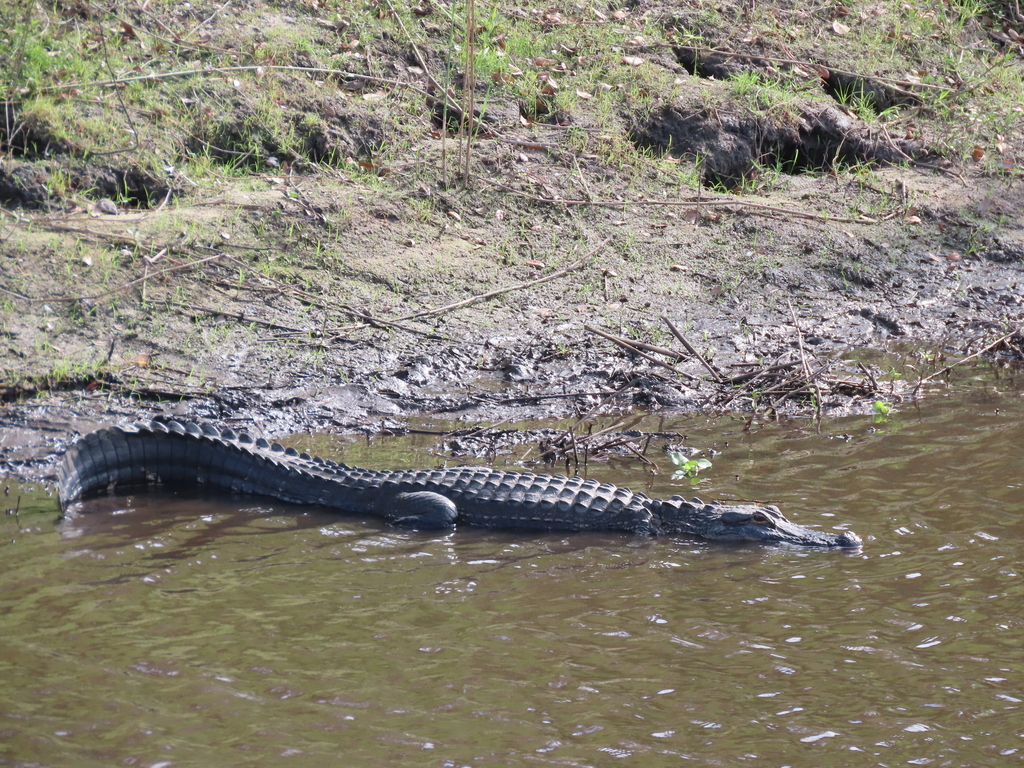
2,380 -> 1023,766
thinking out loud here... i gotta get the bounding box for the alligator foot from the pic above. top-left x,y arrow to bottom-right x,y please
378,491 -> 459,529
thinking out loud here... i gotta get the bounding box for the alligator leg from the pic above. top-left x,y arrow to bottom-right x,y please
377,491 -> 459,529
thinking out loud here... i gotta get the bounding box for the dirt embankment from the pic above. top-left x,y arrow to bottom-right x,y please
1,0 -> 1023,479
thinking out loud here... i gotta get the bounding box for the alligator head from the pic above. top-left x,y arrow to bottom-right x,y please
656,497 -> 862,548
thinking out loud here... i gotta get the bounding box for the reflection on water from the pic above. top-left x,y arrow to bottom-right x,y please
2,384 -> 1023,766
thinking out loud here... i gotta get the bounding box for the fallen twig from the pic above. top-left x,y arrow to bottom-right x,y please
622,440 -> 658,470
572,377 -> 644,427
388,238 -> 609,323
913,329 -> 1018,395
788,300 -> 822,420
723,361 -> 799,385
172,304 -> 308,334
856,361 -> 879,393
583,324 -> 696,379
662,316 -> 723,382
39,63 -> 427,97
37,253 -> 226,304
480,177 -> 882,224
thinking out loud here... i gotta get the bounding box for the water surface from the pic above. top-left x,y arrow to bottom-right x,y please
2,382 -> 1023,766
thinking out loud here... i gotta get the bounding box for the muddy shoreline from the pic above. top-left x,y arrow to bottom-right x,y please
2,0 -> 1023,485
3,272 -> 1022,488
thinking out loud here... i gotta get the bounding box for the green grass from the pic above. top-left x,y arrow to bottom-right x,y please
1,0 -> 1015,199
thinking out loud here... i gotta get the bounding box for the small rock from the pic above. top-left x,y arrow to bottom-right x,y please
95,199 -> 118,215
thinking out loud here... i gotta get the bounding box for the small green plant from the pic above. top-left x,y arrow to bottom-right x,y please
669,452 -> 712,484
872,399 -> 894,424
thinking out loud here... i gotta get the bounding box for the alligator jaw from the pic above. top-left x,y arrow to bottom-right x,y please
657,499 -> 862,548
731,508 -> 863,548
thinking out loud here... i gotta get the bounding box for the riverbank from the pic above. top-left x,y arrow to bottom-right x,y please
2,0 -> 1022,482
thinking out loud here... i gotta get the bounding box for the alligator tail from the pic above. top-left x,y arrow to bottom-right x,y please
57,420 -> 335,512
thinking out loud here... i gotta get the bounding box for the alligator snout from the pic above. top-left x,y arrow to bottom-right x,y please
834,530 -> 863,548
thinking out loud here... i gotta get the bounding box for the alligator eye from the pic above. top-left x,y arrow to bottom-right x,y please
720,511 -> 752,525
751,511 -> 775,527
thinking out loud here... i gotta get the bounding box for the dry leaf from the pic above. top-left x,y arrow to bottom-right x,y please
904,215 -> 922,224
669,264 -> 689,272
357,160 -> 388,175
971,145 -> 985,159
832,20 -> 851,34
525,259 -> 546,268
534,57 -> 557,67
538,73 -> 559,94
576,89 -> 592,99
621,55 -> 644,66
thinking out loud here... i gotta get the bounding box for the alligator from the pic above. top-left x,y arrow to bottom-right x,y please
57,420 -> 862,548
